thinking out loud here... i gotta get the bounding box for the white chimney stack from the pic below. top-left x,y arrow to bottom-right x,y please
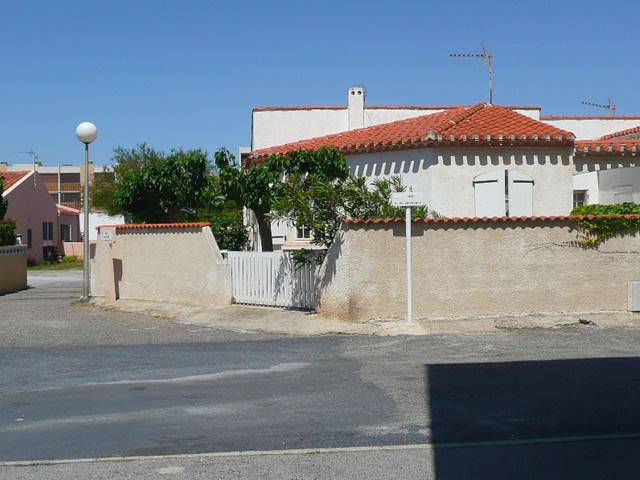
348,86 -> 366,130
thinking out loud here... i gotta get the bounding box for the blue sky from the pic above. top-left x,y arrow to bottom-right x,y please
0,0 -> 637,166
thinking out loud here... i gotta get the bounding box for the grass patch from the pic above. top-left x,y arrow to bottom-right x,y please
28,255 -> 83,271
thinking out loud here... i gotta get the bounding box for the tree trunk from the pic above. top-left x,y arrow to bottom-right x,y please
255,211 -> 274,251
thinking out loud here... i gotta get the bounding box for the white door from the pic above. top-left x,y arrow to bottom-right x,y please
474,170 -> 505,217
508,171 -> 534,216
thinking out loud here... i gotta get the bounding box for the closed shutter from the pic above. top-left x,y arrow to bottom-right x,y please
474,170 -> 506,217
508,171 -> 534,216
613,185 -> 632,204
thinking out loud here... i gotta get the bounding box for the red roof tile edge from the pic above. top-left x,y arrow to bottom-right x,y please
600,126 -> 640,140
345,214 -> 640,225
575,139 -> 640,155
98,222 -> 211,231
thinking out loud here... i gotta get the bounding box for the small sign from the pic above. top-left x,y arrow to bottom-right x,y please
100,229 -> 115,241
390,191 -> 427,207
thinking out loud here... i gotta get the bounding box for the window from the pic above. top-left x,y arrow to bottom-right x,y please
296,226 -> 312,240
61,224 -> 71,242
27,229 -> 32,249
42,222 -> 54,241
573,190 -> 587,208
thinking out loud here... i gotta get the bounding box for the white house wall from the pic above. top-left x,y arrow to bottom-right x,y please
253,109 -> 348,150
348,146 -> 574,217
542,118 -> 640,140
572,171 -> 599,204
574,155 -> 639,174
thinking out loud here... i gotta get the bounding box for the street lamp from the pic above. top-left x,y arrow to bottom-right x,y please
76,122 -> 98,301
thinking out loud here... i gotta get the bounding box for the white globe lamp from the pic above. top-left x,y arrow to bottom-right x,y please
76,122 -> 98,144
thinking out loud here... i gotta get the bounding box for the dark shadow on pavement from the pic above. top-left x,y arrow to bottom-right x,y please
427,357 -> 640,479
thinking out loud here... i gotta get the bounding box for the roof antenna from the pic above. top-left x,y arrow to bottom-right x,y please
581,98 -> 617,116
450,44 -> 494,104
14,150 -> 39,187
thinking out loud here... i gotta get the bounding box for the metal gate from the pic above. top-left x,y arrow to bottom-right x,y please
227,251 -> 317,309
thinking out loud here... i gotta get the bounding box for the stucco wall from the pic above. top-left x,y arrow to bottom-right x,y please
93,225 -> 232,306
348,146 -> 574,217
317,220 -> 640,322
0,246 -> 27,295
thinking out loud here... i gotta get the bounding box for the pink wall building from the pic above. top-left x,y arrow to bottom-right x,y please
2,171 -> 80,263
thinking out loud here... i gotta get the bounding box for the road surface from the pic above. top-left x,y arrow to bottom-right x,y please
1,270 -> 640,479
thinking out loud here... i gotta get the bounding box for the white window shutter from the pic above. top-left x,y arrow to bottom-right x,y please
613,185 -> 632,204
474,170 -> 505,217
508,171 -> 534,217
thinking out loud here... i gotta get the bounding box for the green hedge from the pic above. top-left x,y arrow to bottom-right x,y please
571,203 -> 640,247
0,221 -> 16,246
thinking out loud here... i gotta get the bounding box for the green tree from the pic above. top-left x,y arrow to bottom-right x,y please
272,169 -> 432,257
95,144 -> 217,223
0,177 -> 7,220
215,147 -> 349,251
0,177 -> 16,246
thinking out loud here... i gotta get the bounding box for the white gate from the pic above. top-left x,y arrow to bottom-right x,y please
227,251 -> 317,309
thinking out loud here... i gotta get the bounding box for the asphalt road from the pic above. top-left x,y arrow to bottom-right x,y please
2,270 -> 640,479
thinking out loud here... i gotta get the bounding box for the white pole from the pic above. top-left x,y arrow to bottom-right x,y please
406,206 -> 413,324
82,144 -> 90,300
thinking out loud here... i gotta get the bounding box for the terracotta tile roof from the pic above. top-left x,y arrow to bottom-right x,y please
541,115 -> 640,120
249,103 -> 574,163
253,104 -> 541,112
56,204 -> 80,215
98,222 -> 211,231
599,126 -> 640,140
575,139 -> 640,155
345,214 -> 640,225
0,171 -> 30,191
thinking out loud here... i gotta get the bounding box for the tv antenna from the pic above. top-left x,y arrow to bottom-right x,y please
450,44 -> 494,104
14,150 -> 40,186
581,98 -> 617,116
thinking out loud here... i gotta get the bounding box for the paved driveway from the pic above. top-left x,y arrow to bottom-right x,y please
2,271 -> 640,479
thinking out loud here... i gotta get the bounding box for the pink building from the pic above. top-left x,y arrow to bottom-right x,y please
1,171 -> 80,263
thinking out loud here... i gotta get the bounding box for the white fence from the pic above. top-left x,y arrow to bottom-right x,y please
227,251 -> 317,309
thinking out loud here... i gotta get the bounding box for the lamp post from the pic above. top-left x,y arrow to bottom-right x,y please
76,122 -> 98,301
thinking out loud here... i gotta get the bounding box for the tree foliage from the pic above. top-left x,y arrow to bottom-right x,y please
0,177 -> 16,246
214,147 -> 349,251
93,144 -> 218,223
572,203 -> 640,248
0,177 -> 8,220
92,144 -> 248,250
269,148 -> 437,263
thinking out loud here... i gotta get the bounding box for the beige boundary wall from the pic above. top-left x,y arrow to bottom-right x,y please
0,245 -> 27,295
92,223 -> 232,306
317,217 -> 640,322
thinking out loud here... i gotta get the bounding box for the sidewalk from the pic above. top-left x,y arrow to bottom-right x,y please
91,298 -> 640,336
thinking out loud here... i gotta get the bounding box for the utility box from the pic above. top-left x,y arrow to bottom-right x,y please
629,282 -> 640,312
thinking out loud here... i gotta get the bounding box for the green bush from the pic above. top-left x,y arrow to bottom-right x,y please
571,203 -> 640,247
0,221 -> 16,246
209,210 -> 249,251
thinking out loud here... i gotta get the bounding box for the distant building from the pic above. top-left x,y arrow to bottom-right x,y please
1,171 -> 79,262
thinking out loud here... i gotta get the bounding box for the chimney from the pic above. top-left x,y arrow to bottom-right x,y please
348,86 -> 366,130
